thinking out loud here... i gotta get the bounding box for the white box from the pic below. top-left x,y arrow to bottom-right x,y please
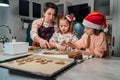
4,42 -> 29,55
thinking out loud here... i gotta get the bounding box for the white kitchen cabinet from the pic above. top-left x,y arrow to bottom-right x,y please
0,67 -> 39,80
112,0 -> 120,56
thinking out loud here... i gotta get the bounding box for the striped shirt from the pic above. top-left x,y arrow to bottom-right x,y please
30,18 -> 57,40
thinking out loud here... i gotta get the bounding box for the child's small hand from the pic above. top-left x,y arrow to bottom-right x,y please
72,49 -> 80,52
61,40 -> 71,44
60,40 -> 66,45
65,39 -> 70,44
67,42 -> 76,48
56,44 -> 67,51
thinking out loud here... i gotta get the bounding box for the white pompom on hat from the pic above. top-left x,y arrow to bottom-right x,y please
82,11 -> 108,32
66,14 -> 76,21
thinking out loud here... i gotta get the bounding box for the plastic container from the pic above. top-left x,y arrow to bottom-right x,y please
4,42 -> 29,55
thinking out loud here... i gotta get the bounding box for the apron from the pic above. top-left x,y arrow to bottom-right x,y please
33,19 -> 55,46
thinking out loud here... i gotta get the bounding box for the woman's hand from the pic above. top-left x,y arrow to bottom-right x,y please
39,38 -> 50,48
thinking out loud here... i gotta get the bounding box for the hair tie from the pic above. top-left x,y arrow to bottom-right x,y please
66,15 -> 76,21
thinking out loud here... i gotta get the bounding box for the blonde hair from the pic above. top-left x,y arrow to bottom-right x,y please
57,14 -> 75,34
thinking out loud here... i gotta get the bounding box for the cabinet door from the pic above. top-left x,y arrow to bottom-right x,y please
112,0 -> 120,56
0,67 -> 39,80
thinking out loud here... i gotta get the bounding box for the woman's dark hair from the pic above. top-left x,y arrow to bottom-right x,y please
43,2 -> 58,17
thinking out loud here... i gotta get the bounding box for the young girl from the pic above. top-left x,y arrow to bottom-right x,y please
49,14 -> 78,51
30,2 -> 58,48
68,11 -> 109,58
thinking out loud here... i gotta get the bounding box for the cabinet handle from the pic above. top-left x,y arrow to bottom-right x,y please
112,36 -> 115,47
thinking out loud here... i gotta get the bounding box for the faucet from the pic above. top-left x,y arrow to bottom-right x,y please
0,36 -> 9,44
0,25 -> 12,44
0,25 -> 11,34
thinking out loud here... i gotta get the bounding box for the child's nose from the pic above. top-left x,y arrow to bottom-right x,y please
84,28 -> 86,32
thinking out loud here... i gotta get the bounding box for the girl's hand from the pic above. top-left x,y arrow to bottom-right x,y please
56,44 -> 67,51
60,40 -> 66,45
67,42 -> 76,49
60,40 -> 70,46
71,49 -> 82,54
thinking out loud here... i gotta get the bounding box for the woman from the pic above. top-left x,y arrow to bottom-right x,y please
30,2 -> 58,48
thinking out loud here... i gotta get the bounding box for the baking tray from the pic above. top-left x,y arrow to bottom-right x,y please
0,52 -> 32,63
0,54 -> 76,79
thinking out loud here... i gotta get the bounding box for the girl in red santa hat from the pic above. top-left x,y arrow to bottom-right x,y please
49,14 -> 78,51
67,11 -> 109,58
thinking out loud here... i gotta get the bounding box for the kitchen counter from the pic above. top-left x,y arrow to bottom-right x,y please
0,51 -> 120,80
57,57 -> 120,80
0,51 -> 31,63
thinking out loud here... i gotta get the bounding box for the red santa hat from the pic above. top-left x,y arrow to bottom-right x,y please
66,14 -> 76,21
82,11 -> 108,32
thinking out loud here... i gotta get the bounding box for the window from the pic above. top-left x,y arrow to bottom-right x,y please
57,4 -> 64,15
94,0 -> 112,19
32,2 -> 41,18
68,3 -> 90,22
19,0 -> 29,17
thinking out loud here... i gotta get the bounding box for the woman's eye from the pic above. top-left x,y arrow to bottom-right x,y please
60,26 -> 63,27
47,12 -> 52,15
